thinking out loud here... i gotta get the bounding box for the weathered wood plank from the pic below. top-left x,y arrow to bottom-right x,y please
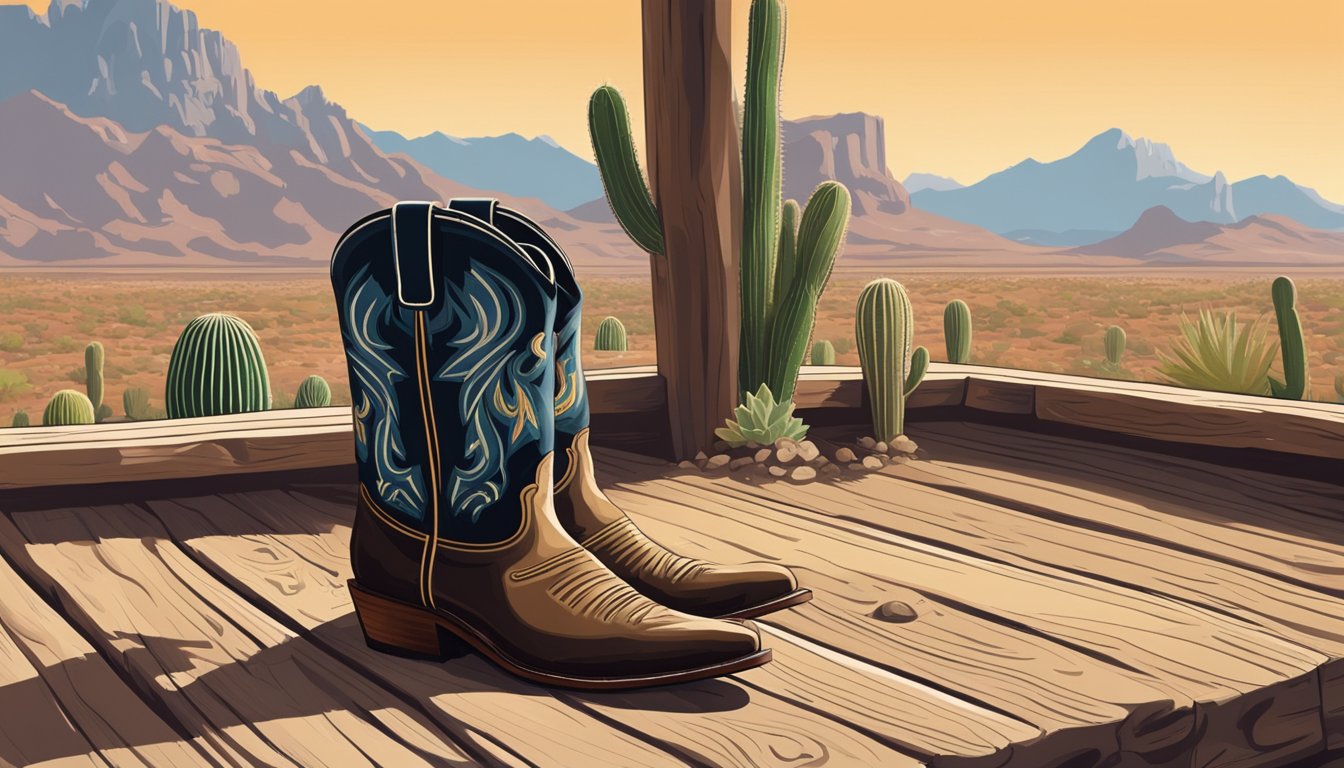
0,541 -> 222,767
0,505 -> 478,768
152,489 -> 920,768
596,448 -> 1331,768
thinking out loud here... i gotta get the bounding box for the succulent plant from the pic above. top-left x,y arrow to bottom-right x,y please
714,383 -> 807,448
85,341 -> 105,420
1268,276 -> 1309,400
43,389 -> 95,426
294,375 -> 332,408
165,313 -> 271,418
10,410 -> 28,428
123,387 -> 163,420
856,279 -> 928,442
943,300 -> 972,364
1156,310 -> 1277,395
810,339 -> 836,366
1104,325 -> 1127,368
594,316 -> 628,352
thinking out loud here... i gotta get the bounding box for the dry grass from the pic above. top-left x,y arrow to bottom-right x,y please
1,271 -> 1341,425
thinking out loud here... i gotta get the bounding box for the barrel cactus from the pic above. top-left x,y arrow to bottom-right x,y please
43,389 -> 95,426
810,339 -> 836,366
594,316 -> 628,352
1104,325 -> 1127,368
943,300 -> 972,364
856,279 -> 928,442
1268,276 -> 1308,400
589,0 -> 850,404
294,375 -> 332,408
165,313 -> 271,418
10,411 -> 28,428
84,341 -> 105,419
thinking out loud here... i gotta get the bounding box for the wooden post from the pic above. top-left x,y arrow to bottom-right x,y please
641,0 -> 741,459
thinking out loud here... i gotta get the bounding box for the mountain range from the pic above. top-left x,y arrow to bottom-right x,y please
910,129 -> 1344,245
0,0 -> 1338,269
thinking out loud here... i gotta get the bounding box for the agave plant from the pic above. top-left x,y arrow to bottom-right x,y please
1156,310 -> 1278,395
714,383 -> 807,448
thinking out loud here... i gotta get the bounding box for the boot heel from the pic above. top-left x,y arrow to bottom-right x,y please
349,581 -> 467,660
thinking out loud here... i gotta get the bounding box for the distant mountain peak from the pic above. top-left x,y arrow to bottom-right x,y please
903,172 -> 963,194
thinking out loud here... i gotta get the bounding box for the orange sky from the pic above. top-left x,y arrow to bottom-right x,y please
22,0 -> 1344,199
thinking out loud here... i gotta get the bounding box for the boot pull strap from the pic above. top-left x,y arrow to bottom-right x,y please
392,201 -> 437,307
447,198 -> 498,226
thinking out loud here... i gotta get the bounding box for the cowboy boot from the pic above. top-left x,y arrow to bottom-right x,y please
491,203 -> 812,621
332,200 -> 768,689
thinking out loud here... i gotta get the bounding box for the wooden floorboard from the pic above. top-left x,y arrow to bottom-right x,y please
596,448 -> 1332,768
0,505 -> 478,768
148,489 -> 924,768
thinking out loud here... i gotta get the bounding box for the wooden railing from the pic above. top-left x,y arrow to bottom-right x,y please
2,364 -> 1340,490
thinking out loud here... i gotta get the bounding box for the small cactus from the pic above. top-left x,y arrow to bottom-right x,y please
165,313 -> 271,418
594,316 -> 628,352
1335,374 -> 1344,404
1268,276 -> 1309,400
11,410 -> 28,428
856,279 -> 927,442
294,375 -> 332,408
810,339 -> 836,366
1104,325 -> 1127,368
943,300 -> 972,364
43,389 -> 95,426
85,341 -> 105,420
123,387 -> 161,420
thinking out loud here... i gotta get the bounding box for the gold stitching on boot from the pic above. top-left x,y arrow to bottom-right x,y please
508,545 -> 587,582
415,312 -> 440,608
554,426 -> 587,492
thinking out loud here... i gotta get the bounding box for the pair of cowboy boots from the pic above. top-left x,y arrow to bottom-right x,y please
330,199 -> 810,689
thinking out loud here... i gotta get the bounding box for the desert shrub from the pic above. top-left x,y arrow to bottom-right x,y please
1156,310 -> 1277,395
0,332 -> 23,352
118,304 -> 150,326
0,369 -> 30,401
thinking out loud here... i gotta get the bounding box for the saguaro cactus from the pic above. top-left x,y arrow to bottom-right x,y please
84,341 -> 106,420
589,0 -> 850,409
165,313 -> 271,418
294,375 -> 331,408
943,300 -> 972,364
810,339 -> 836,365
1268,276 -> 1309,400
43,389 -> 95,426
594,316 -> 628,351
856,279 -> 928,442
1104,325 -> 1127,368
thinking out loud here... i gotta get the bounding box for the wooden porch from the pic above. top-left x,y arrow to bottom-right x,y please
0,366 -> 1342,767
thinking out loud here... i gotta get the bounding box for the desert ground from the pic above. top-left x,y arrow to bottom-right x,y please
1,268 -> 1341,424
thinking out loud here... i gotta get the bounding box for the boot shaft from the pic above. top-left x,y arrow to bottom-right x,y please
331,201 -> 557,547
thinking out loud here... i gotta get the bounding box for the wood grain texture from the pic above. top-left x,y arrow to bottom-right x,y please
595,447 -> 1333,768
150,488 -> 918,767
0,505 -> 477,768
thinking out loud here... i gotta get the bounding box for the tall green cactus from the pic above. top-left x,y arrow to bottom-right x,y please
165,313 -> 271,418
588,0 -> 850,408
588,86 -> 663,255
810,339 -> 836,365
1268,276 -> 1308,400
1104,325 -> 1127,367
943,300 -> 972,364
44,389 -> 94,426
594,316 -> 628,352
84,341 -> 105,420
11,411 -> 28,428
295,375 -> 331,408
856,279 -> 927,442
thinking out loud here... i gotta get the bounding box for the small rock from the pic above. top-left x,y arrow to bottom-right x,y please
768,465 -> 788,478
729,456 -> 755,471
874,441 -> 889,454
798,440 -> 820,462
847,462 -> 867,471
809,455 -> 829,468
891,455 -> 911,465
694,450 -> 708,461
775,441 -> 800,464
746,440 -> 761,450
677,460 -> 696,470
873,600 -> 918,623
713,440 -> 731,453
834,447 -> 857,463
754,448 -> 773,463
820,463 -> 841,475
858,436 -> 877,450
790,466 -> 817,482
753,463 -> 770,476
892,435 -> 919,454
705,454 -> 731,470
861,455 -> 884,470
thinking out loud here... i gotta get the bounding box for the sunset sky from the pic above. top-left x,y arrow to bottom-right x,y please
23,0 -> 1344,199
